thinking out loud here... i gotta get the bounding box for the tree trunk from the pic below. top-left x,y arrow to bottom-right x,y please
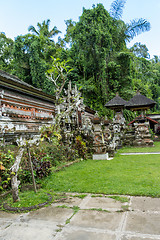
10,148 -> 24,202
27,146 -> 37,193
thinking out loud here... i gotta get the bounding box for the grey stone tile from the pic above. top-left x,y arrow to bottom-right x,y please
52,196 -> 83,208
70,210 -> 123,231
0,219 -> 13,230
0,210 -> 19,219
125,212 -> 160,235
56,228 -> 116,240
27,206 -> 73,223
122,235 -> 160,240
82,197 -> 123,210
0,220 -> 57,240
131,197 -> 160,212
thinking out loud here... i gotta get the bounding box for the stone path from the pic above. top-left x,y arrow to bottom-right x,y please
1,194 -> 160,240
120,152 -> 160,155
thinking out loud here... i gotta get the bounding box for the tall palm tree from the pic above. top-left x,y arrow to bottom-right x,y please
28,19 -> 61,40
109,0 -> 151,42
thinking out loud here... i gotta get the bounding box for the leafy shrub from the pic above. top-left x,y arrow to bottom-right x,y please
19,148 -> 52,184
0,150 -> 15,191
19,140 -> 79,185
0,125 -> 90,190
74,136 -> 88,159
36,161 -> 52,179
40,124 -> 62,143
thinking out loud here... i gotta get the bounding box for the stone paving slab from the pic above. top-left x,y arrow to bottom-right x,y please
0,211 -> 19,219
27,205 -> 73,223
1,195 -> 160,240
0,219 -> 13,231
52,196 -> 83,208
81,196 -> 124,211
125,211 -> 160,235
131,196 -> 160,212
0,220 -> 58,240
122,235 -> 160,240
120,152 -> 160,155
55,227 -> 116,240
70,209 -> 123,231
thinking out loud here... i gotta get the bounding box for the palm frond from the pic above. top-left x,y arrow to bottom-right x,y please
28,25 -> 39,35
126,18 -> 151,41
46,19 -> 51,27
110,0 -> 126,20
49,26 -> 61,38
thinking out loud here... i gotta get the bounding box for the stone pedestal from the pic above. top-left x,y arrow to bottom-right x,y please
93,153 -> 109,160
92,152 -> 113,160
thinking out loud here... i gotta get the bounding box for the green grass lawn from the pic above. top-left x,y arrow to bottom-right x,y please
1,189 -> 66,210
43,152 -> 160,197
4,189 -> 49,208
118,141 -> 160,153
2,143 -> 160,210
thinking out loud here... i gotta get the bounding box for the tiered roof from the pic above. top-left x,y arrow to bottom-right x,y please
125,92 -> 156,110
105,93 -> 127,110
105,92 -> 156,111
0,70 -> 55,103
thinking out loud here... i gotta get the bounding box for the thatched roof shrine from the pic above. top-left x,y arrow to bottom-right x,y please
105,93 -> 127,110
125,92 -> 156,111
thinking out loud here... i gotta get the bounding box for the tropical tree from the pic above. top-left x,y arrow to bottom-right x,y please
1,3 -> 158,115
12,34 -> 47,89
109,0 -> 151,45
46,57 -> 73,101
28,19 -> 61,40
130,42 -> 150,59
66,4 -> 114,112
28,19 -> 62,63
0,33 -> 14,72
64,1 -> 151,115
11,20 -> 63,93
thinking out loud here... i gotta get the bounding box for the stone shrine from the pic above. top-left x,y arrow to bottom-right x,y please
125,92 -> 156,147
105,93 -> 127,151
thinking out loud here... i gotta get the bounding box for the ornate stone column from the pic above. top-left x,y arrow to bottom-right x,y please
92,117 -> 109,160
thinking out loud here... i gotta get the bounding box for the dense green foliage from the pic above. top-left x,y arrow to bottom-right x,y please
0,1 -> 160,115
0,140 -> 79,192
0,149 -> 15,191
0,123 -> 91,192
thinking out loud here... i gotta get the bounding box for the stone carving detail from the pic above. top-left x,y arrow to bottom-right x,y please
112,111 -> 126,149
54,82 -> 95,147
1,104 -> 53,120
